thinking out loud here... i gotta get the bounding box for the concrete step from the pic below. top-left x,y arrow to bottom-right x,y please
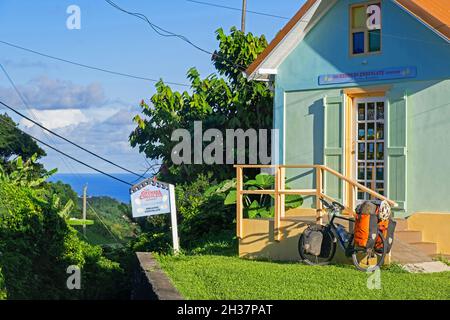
395,230 -> 423,243
394,219 -> 408,231
391,239 -> 433,263
409,242 -> 438,256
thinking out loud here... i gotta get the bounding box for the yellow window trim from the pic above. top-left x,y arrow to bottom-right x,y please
343,86 -> 389,209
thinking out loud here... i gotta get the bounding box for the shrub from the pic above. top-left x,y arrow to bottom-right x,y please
0,181 -> 128,299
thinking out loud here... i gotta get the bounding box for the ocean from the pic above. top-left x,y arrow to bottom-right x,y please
49,173 -> 149,204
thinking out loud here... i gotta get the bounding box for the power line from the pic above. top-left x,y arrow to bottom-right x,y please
0,63 -> 85,180
0,116 -> 133,186
87,200 -> 121,243
186,0 -> 289,20
103,0 -> 248,71
0,39 -> 190,87
0,97 -> 147,180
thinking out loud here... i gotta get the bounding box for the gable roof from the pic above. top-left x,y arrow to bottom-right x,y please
246,0 -> 450,80
395,0 -> 450,40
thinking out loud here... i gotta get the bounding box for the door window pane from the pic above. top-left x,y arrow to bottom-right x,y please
376,142 -> 384,160
376,102 -> 384,120
369,30 -> 381,52
367,143 -> 375,160
376,166 -> 384,181
358,182 -> 366,200
358,143 -> 365,160
376,182 -> 384,196
358,123 -> 365,141
353,32 -> 365,54
376,123 -> 384,140
367,123 -> 375,140
358,103 -> 365,120
367,163 -> 374,182
367,103 -> 375,120
358,163 -> 365,180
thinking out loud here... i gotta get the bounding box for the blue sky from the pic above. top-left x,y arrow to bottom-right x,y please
0,0 -> 304,174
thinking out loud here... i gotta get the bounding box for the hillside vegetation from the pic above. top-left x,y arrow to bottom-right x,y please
74,196 -> 140,246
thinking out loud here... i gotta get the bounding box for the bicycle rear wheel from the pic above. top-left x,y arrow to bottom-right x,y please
298,225 -> 336,266
351,229 -> 387,272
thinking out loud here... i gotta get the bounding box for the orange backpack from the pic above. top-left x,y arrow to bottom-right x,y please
354,201 -> 378,249
375,218 -> 396,253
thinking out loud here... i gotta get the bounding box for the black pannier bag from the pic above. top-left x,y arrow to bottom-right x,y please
303,227 -> 323,256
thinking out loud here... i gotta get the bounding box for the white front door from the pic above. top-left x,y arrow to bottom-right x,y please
354,97 -> 386,203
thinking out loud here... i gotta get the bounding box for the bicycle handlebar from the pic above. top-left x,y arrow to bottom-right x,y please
320,198 -> 345,212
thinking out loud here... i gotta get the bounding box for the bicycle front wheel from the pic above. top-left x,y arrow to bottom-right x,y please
298,225 -> 336,266
351,230 -> 387,272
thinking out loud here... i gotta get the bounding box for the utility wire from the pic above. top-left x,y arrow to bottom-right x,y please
186,0 -> 289,20
0,116 -> 133,186
103,0 -> 248,71
0,63 -> 86,181
86,200 -> 122,243
0,39 -> 190,87
0,98 -> 147,180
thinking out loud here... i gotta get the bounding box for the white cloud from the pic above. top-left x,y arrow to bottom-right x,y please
20,109 -> 89,130
0,76 -> 106,110
0,74 -> 149,173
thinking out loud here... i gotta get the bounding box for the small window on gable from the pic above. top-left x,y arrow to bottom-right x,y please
350,2 -> 381,55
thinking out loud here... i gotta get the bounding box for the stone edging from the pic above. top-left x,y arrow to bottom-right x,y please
133,252 -> 183,300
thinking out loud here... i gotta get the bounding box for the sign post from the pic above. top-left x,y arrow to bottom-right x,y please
169,184 -> 180,253
130,179 -> 180,254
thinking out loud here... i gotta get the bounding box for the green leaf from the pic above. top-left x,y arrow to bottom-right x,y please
224,190 -> 237,205
67,219 -> 95,226
285,194 -> 303,209
15,156 -> 23,169
255,173 -> 274,188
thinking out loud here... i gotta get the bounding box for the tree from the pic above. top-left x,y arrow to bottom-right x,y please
46,180 -> 80,211
130,27 -> 273,184
0,113 -> 46,163
0,113 -> 46,177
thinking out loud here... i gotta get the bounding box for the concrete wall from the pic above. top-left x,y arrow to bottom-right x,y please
403,80 -> 450,215
408,213 -> 450,255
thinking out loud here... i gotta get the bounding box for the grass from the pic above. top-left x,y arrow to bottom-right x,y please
156,254 -> 450,300
434,255 -> 450,266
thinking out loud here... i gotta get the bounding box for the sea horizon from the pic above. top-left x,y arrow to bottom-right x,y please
49,173 -> 152,204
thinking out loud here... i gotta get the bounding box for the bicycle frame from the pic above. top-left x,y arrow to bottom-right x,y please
325,210 -> 356,257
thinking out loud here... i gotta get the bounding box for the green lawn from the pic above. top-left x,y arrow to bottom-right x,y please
156,254 -> 450,300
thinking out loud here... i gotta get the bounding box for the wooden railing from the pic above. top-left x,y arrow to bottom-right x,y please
234,164 -> 397,241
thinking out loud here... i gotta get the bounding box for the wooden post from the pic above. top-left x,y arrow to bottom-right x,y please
236,166 -> 244,239
372,163 -> 376,200
241,0 -> 247,33
349,183 -> 355,212
274,166 -> 281,241
279,166 -> 286,218
82,184 -> 87,237
316,167 -> 323,225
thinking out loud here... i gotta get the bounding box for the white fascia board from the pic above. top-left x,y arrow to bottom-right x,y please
259,68 -> 278,75
248,0 -> 326,81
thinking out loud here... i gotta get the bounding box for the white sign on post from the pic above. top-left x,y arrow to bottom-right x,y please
130,179 -> 180,253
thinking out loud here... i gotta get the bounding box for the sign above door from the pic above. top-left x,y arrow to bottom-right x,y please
319,66 -> 417,86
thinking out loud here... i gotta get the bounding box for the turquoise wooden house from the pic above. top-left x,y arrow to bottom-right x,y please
238,0 -> 450,260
